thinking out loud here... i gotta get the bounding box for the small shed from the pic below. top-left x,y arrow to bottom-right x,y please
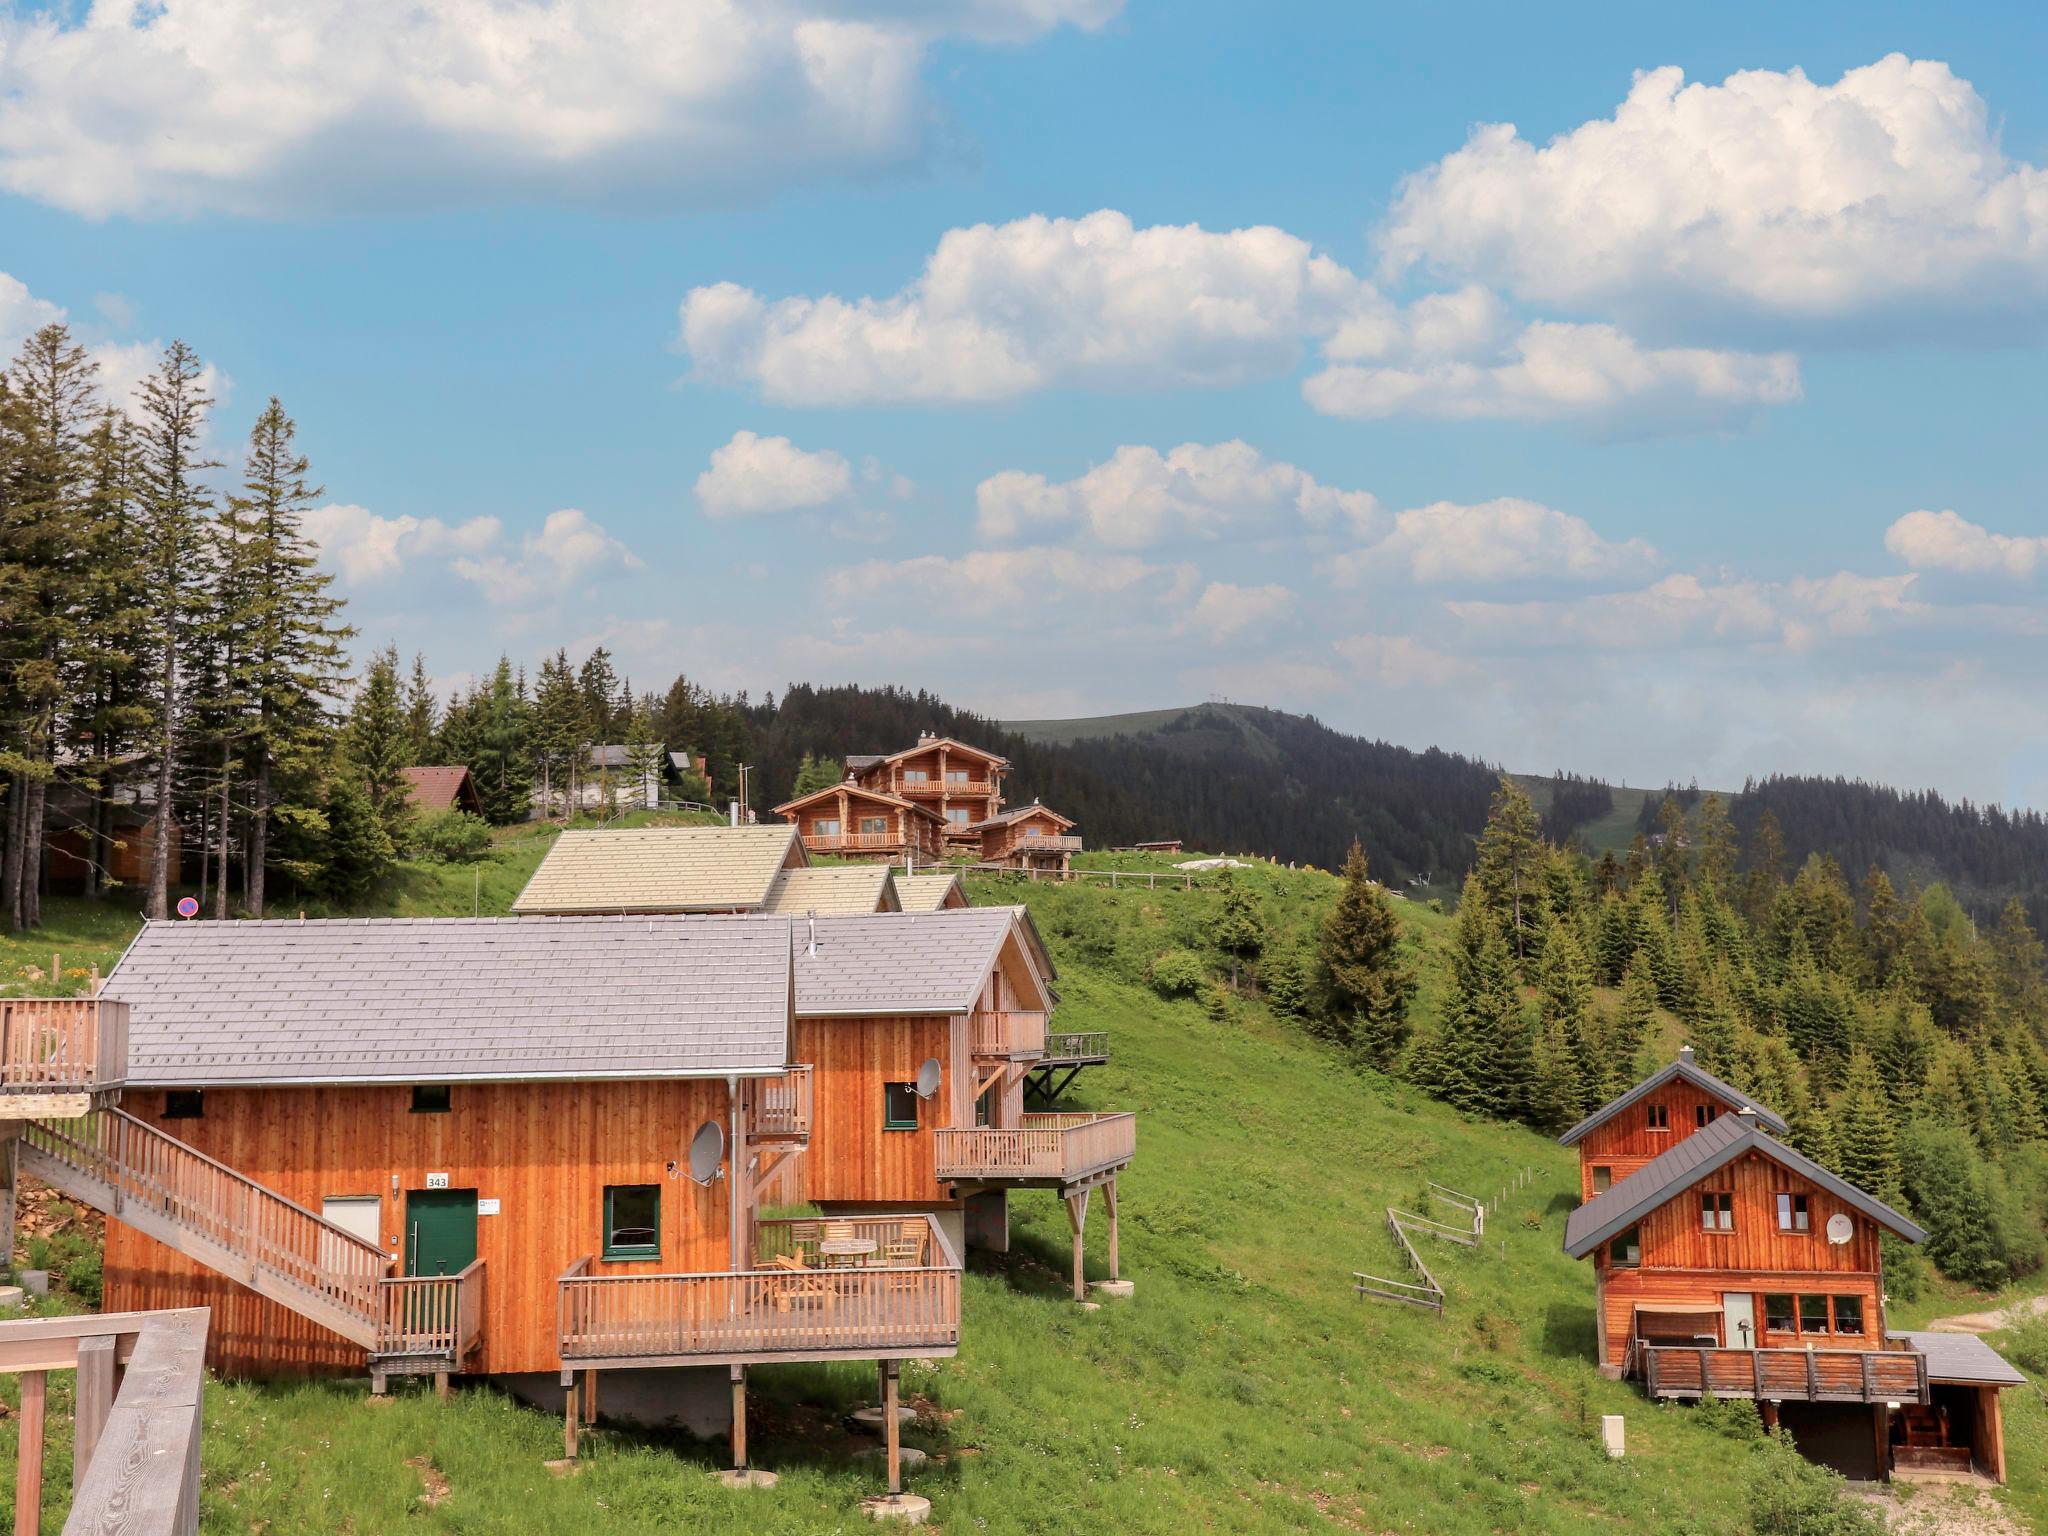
1887,1331 -> 2025,1483
400,765 -> 484,818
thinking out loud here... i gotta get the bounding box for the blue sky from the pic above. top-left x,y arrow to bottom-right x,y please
3,1 -> 2044,804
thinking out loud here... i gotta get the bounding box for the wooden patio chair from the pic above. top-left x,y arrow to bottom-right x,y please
768,1251 -> 833,1312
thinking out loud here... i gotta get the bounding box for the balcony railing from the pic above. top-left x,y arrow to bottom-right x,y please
1639,1344 -> 1928,1404
802,831 -> 906,852
374,1260 -> 486,1364
971,1010 -> 1047,1058
1042,1030 -> 1110,1062
1011,835 -> 1083,853
557,1215 -> 961,1368
744,1065 -> 813,1142
897,778 -> 992,797
935,1112 -> 1136,1184
0,998 -> 128,1099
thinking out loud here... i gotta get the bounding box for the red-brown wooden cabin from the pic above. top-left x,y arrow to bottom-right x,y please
843,736 -> 1010,852
1562,1066 -> 2019,1485
774,782 -> 948,863
965,801 -> 1082,874
1559,1045 -> 1788,1201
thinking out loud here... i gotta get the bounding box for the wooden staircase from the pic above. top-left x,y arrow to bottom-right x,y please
19,1109 -> 388,1348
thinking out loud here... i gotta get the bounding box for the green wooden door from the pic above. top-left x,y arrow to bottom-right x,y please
405,1189 -> 478,1278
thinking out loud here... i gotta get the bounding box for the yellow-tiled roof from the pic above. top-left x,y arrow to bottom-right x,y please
894,872 -> 965,912
760,864 -> 899,915
511,825 -> 800,914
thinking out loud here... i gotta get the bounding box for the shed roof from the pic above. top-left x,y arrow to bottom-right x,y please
399,765 -> 480,816
761,864 -> 900,916
511,825 -> 801,914
895,872 -> 966,912
792,908 -> 1043,1016
104,915 -> 793,1087
1558,1047 -> 1787,1145
1562,1112 -> 1927,1258
1888,1332 -> 2027,1387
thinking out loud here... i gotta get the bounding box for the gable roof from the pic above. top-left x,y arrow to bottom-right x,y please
948,901 -> 1057,985
1562,1112 -> 1927,1258
761,864 -> 900,916
105,915 -> 793,1087
512,825 -> 802,914
792,908 -> 1045,1016
588,743 -> 662,770
772,782 -> 947,823
1888,1331 -> 2026,1387
1558,1047 -> 1787,1145
399,765 -> 480,816
895,872 -> 966,912
856,737 -> 1009,773
964,800 -> 1075,833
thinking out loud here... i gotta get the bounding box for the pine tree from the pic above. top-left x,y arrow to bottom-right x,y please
528,650 -> 585,819
625,701 -> 664,811
1315,841 -> 1415,1066
1426,883 -> 1532,1117
1475,775 -> 1543,967
345,646 -> 412,848
791,751 -> 842,797
578,646 -> 621,744
318,774 -> 393,905
1613,961 -> 1658,1085
403,653 -> 439,766
1693,791 -> 1737,892
1214,873 -> 1266,992
1535,916 -> 1598,1113
469,657 -> 532,823
1832,1049 -> 1901,1203
134,341 -> 221,919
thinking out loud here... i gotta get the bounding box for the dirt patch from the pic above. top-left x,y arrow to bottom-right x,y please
1849,1484 -> 2027,1536
405,1455 -> 451,1508
1925,1295 -> 2048,1336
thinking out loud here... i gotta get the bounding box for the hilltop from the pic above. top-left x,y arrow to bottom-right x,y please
5,842 -> 2045,1533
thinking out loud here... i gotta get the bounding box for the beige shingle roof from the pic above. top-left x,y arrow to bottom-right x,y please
761,865 -> 900,915
511,825 -> 801,913
895,872 -> 965,912
105,915 -> 793,1086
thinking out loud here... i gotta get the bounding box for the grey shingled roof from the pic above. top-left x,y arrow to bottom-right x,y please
105,915 -> 793,1087
1558,1047 -> 1787,1145
792,908 -> 1038,1016
843,755 -> 885,771
962,800 -> 1074,834
1563,1112 -> 1927,1258
1888,1332 -> 2027,1387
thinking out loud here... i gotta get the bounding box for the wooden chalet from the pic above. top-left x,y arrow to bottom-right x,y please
12,915 -> 963,1492
774,782 -> 947,863
844,735 -> 1009,852
399,765 -> 483,818
1563,1054 -> 2020,1483
964,800 -> 1082,873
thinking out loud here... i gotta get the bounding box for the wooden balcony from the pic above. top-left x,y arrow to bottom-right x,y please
744,1064 -> 813,1142
0,998 -> 127,1115
1012,835 -> 1083,853
1639,1344 -> 1929,1405
971,1010 -> 1047,1059
372,1260 -> 486,1374
557,1215 -> 961,1369
1041,1030 -> 1110,1064
896,778 -> 992,798
802,831 -> 907,853
934,1112 -> 1136,1188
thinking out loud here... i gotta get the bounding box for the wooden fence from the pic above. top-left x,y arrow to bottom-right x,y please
374,1260 -> 486,1363
0,1000 -> 127,1095
1641,1344 -> 1929,1404
0,1306 -> 210,1536
933,1112 -> 1136,1182
1353,1182 -> 1486,1313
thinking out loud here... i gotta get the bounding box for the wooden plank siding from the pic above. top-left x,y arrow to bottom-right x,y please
787,1015 -> 970,1208
102,1078 -> 737,1379
1594,1151 -> 1888,1370
1576,1082 -> 1757,1199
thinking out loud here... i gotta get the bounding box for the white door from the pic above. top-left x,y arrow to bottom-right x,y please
1721,1291 -> 1756,1350
322,1196 -> 384,1269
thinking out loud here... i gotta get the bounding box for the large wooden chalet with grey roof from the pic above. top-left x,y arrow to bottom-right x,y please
1563,1048 -> 2022,1484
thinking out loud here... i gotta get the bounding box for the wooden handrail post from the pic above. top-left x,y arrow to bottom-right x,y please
16,1368 -> 47,1536
1805,1350 -> 1819,1401
73,1334 -> 117,1495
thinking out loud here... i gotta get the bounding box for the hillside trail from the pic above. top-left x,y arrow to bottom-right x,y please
1923,1293 -> 2048,1335
1850,1483 -> 2028,1536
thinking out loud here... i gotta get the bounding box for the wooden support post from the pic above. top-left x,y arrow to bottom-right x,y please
0,1137 -> 17,1280
563,1375 -> 581,1461
73,1335 -> 116,1496
730,1366 -> 747,1470
16,1368 -> 46,1536
1065,1187 -> 1090,1301
434,1371 -> 451,1401
369,1370 -> 387,1397
1874,1404 -> 1891,1483
1104,1177 -> 1120,1282
882,1360 -> 902,1497
583,1370 -> 597,1425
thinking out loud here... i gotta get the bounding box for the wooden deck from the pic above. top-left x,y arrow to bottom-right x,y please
1639,1343 -> 1929,1404
971,1010 -> 1047,1059
557,1215 -> 961,1369
934,1112 -> 1135,1188
743,1065 -> 813,1142
801,832 -> 908,854
0,999 -> 127,1115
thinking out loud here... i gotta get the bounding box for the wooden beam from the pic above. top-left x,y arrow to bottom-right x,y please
730,1365 -> 747,1470
73,1334 -> 116,1496
1104,1177 -> 1119,1283
882,1360 -> 902,1497
15,1369 -> 45,1536
583,1370 -> 598,1425
563,1376 -> 581,1460
1065,1188 -> 1090,1302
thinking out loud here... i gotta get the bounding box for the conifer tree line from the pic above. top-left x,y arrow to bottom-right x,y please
1302,777 -> 2048,1292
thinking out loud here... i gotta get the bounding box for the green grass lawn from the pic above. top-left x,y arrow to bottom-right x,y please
5,847 -> 2043,1532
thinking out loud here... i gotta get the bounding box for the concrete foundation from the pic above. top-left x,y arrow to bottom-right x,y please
1089,1280 -> 1134,1300
860,1446 -> 928,1471
964,1190 -> 1009,1254
863,1493 -> 931,1525
852,1404 -> 917,1430
714,1469 -> 780,1489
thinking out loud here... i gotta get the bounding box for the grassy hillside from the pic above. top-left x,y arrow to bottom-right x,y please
5,854 -> 2046,1532
1004,705 -> 1211,745
1513,775 -> 1667,858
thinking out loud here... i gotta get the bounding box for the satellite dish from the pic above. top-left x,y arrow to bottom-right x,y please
913,1057 -> 942,1099
1825,1213 -> 1854,1246
686,1120 -> 726,1185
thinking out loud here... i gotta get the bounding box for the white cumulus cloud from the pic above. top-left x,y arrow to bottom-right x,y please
1332,497 -> 1661,586
1380,55 -> 2048,328
827,545 -> 1193,612
1333,633 -> 1478,688
453,508 -> 642,604
303,505 -> 503,583
1885,509 -> 2046,579
0,0 -> 1118,219
695,430 -> 854,517
0,271 -> 64,355
1449,571 -> 1926,651
1184,582 -> 1294,642
976,440 -> 1381,548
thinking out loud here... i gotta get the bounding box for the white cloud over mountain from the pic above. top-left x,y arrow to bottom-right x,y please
0,0 -> 1118,218
1380,55 -> 2048,328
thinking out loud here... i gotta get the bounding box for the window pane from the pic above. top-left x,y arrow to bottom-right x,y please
411,1085 -> 451,1114
1799,1295 -> 1830,1333
605,1185 -> 660,1256
1764,1294 -> 1795,1331
861,817 -> 887,833
815,818 -> 840,835
1592,1166 -> 1613,1193
1609,1227 -> 1640,1267
1792,1196 -> 1809,1231
884,1082 -> 919,1129
1832,1295 -> 1864,1334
